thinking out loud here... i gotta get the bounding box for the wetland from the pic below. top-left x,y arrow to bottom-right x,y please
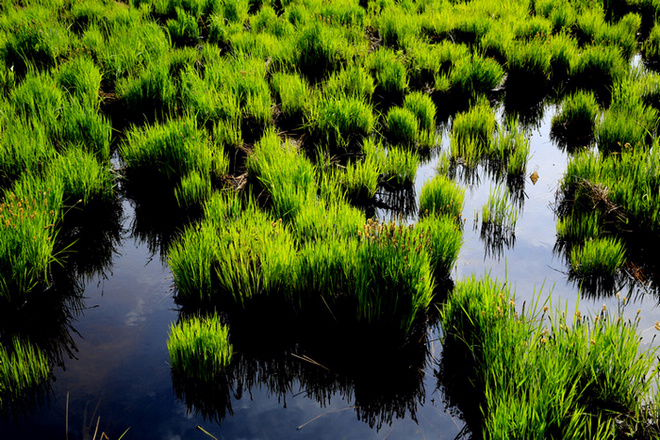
3,0 -> 660,438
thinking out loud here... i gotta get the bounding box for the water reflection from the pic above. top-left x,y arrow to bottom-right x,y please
434,337 -> 480,439
121,176 -> 198,261
549,123 -> 596,154
172,299 -> 436,432
0,200 -> 123,418
476,221 -> 516,261
501,86 -> 548,132
375,186 -> 417,221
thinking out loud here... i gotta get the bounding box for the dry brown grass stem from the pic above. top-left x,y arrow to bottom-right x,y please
575,178 -> 628,223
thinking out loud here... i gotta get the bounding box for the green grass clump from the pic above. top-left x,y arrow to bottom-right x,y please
216,207 -> 297,305
442,275 -> 659,439
415,214 -> 463,278
490,118 -> 530,180
536,0 -> 576,32
295,195 -> 365,242
443,55 -> 504,98
450,98 -> 497,166
213,117 -> 243,150
569,237 -> 626,277
386,107 -> 419,146
595,73 -> 658,155
295,220 -> 435,332
167,7 -> 200,46
547,32 -> 579,81
169,219 -> 221,301
382,146 -> 419,187
294,21 -> 347,80
181,67 -> 241,124
419,174 -> 465,222
271,72 -> 314,123
557,212 -> 601,242
115,59 -> 177,120
174,171 -> 212,208
47,148 -> 114,205
479,186 -> 517,230
505,40 -> 551,88
324,65 -> 375,101
205,54 -> 273,125
56,56 -> 102,109
121,116 -> 220,184
367,48 -> 409,99
403,91 -> 436,147
0,338 -> 50,407
0,178 -> 63,304
10,72 -> 63,129
0,5 -> 70,75
551,90 -> 599,149
308,93 -> 375,150
643,22 -> 660,66
0,117 -> 55,187
570,45 -> 626,95
595,110 -> 648,155
409,40 -> 468,86
331,155 -> 381,202
100,20 -> 171,84
246,130 -> 316,222
167,314 -> 233,382
53,99 -> 112,161
561,147 -> 660,228
377,4 -> 420,49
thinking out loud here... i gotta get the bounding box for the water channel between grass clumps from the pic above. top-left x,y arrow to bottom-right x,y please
1,102 -> 659,440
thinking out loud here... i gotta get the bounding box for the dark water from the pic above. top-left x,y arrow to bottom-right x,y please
2,105 -> 659,440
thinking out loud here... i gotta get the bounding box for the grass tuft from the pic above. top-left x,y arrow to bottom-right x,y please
167,314 -> 233,382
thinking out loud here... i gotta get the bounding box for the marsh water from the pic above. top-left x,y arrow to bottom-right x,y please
2,106 -> 659,440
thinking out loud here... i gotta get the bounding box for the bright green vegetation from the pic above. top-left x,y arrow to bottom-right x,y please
556,142 -> 660,284
479,186 -> 517,230
3,0 -> 660,434
643,22 -> 660,65
476,186 -> 518,258
441,275 -> 660,439
330,153 -> 381,201
121,116 -> 228,207
246,130 -> 316,221
167,314 -> 233,382
569,236 -> 626,277
439,54 -> 505,99
307,93 -> 375,150
272,72 -> 314,124
505,40 -> 551,87
0,339 -> 50,408
367,48 -> 409,98
490,119 -> 530,181
403,91 -> 436,146
551,90 -> 599,150
170,166 -> 463,333
419,174 -> 465,222
382,146 -> 419,187
447,101 -> 531,184
595,71 -> 659,155
450,98 -> 497,166
386,107 -> 419,146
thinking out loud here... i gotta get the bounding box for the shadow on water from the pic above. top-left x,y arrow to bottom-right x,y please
120,172 -> 200,261
554,230 -> 660,301
0,199 -> 123,420
475,221 -> 516,262
374,185 -> 417,222
434,336 -> 483,440
172,285 -> 452,433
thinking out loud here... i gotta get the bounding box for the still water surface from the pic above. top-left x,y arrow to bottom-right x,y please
2,106 -> 659,439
